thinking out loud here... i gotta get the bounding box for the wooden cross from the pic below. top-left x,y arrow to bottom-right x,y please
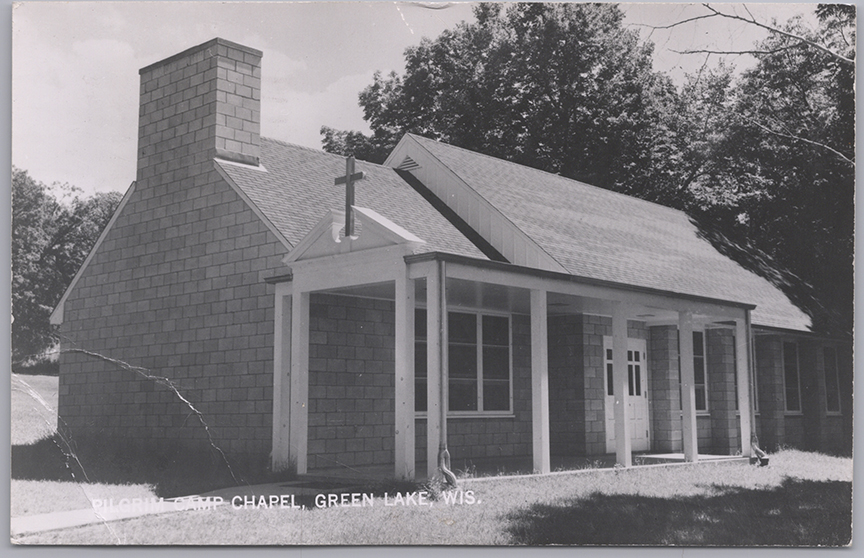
334,156 -> 366,237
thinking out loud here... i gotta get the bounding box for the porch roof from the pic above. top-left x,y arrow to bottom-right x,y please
406,251 -> 755,312
403,134 -> 811,332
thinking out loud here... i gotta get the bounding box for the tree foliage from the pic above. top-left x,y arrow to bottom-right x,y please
689,7 -> 855,336
11,167 -> 122,360
322,3 -> 854,336
325,3 -> 693,206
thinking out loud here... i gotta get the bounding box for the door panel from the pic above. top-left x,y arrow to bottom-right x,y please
604,337 -> 649,453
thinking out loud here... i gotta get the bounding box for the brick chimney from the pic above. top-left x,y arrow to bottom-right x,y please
137,38 -> 262,185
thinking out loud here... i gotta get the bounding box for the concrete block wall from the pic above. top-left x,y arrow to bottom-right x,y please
784,416 -> 805,448
650,325 -> 740,455
754,336 -> 786,450
706,328 -> 738,454
306,294 -> 396,471
806,342 -> 852,455
580,315 -> 608,456
822,416 -> 847,455
649,325 -> 681,452
837,345 -> 854,454
57,169 -> 285,460
547,315 -> 646,457
799,341 -> 825,451
548,315 -> 586,457
57,38 -> 284,468
415,314 -> 533,466
753,335 -> 852,454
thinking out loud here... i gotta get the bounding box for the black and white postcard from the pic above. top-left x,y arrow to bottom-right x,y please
10,1 -> 854,545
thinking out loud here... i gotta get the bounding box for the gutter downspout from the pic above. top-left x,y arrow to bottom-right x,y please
437,260 -> 457,487
747,311 -> 768,465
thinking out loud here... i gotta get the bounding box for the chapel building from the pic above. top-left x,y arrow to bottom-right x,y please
52,39 -> 852,481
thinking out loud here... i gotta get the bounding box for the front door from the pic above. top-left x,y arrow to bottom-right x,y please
603,337 -> 649,453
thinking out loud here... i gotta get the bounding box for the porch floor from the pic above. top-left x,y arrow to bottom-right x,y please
301,452 -> 745,484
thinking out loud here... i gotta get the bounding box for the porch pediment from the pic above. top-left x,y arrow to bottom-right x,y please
283,206 -> 426,264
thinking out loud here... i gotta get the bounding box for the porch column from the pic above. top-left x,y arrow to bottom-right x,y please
679,311 -> 698,462
271,284 -> 292,470
425,262 -> 445,479
289,288 -> 310,474
394,269 -> 416,480
612,302 -> 631,467
735,316 -> 753,457
530,289 -> 551,473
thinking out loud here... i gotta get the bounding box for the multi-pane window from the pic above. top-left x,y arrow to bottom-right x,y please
604,345 -> 642,396
693,331 -> 707,411
678,331 -> 708,412
448,312 -> 479,411
415,308 -> 428,412
606,349 -> 613,396
414,309 -> 511,414
823,347 -> 841,413
783,341 -> 802,412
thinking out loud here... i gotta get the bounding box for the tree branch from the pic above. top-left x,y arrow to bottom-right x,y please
671,45 -> 802,57
630,13 -> 718,30
702,4 -> 854,67
748,119 -> 854,165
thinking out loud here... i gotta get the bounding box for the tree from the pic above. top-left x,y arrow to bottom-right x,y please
323,3 -> 690,206
323,3 -> 853,336
689,7 -> 855,336
11,167 -> 122,361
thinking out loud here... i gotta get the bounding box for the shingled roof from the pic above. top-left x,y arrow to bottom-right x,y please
217,138 -> 486,260
404,134 -> 811,332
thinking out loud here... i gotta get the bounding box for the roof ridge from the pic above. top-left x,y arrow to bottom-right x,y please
405,133 -> 683,216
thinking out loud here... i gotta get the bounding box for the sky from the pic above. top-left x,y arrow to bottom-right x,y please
11,2 -> 826,197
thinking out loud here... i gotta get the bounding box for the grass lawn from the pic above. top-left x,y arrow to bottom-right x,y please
12,449 -> 852,545
11,374 -> 158,517
11,373 -> 60,445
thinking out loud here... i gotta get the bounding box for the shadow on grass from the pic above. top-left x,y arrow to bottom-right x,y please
11,435 -> 295,498
505,478 -> 851,546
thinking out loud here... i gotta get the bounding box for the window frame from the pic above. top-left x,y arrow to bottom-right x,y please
751,332 -> 759,414
823,346 -> 842,415
414,307 -> 514,417
678,329 -> 709,414
692,330 -> 708,413
782,341 -> 802,414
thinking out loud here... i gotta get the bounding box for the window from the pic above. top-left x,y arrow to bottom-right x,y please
824,347 -> 841,413
678,331 -> 708,412
693,331 -> 707,411
732,336 -> 738,411
603,343 -> 642,397
783,342 -> 801,412
606,348 -> 613,396
414,309 -> 512,414
752,335 -> 760,413
415,308 -> 427,412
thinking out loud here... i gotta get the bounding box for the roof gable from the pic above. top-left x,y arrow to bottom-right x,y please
386,135 -> 566,273
392,134 -> 811,332
50,182 -> 137,325
284,206 -> 425,264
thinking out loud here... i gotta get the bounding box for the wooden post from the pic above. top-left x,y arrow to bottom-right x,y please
612,302 -> 631,467
679,311 -> 698,462
531,289 -> 551,473
289,288 -> 310,474
735,315 -> 753,457
394,268 -> 416,480
271,285 -> 292,470
425,264 -> 442,479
